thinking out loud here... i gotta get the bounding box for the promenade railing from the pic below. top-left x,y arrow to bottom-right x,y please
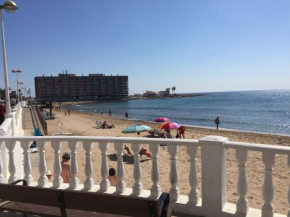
34,104 -> 48,135
0,102 -> 23,182
0,135 -> 288,217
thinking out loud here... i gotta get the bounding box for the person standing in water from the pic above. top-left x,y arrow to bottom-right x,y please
215,116 -> 220,129
101,108 -> 104,115
109,109 -> 112,116
125,111 -> 128,119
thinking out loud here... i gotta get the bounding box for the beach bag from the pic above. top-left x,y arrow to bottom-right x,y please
176,133 -> 180,138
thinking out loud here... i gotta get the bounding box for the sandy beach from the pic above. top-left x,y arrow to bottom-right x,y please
28,109 -> 290,214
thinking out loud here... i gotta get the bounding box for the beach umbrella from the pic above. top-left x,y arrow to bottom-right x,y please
154,117 -> 170,123
122,124 -> 152,134
158,122 -> 181,130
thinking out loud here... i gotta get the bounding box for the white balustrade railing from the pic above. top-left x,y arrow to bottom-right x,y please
0,135 -> 289,217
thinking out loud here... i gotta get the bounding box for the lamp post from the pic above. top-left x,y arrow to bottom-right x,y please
12,69 -> 21,102
0,1 -> 18,115
18,81 -> 23,101
22,87 -> 26,100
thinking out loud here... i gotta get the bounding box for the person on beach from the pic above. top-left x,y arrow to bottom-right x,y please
0,100 -> 6,125
125,111 -> 128,119
165,130 -> 172,138
67,109 -> 70,116
139,147 -> 151,158
101,108 -> 104,115
215,116 -> 220,129
124,145 -> 132,155
108,168 -> 118,186
178,126 -> 185,139
109,109 -> 112,116
101,121 -> 115,129
61,152 -> 71,183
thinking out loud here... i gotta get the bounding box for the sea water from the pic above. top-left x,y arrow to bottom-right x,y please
62,90 -> 290,135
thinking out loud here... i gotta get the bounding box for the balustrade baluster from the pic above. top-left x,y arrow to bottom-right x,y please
20,141 -> 33,185
262,152 -> 275,217
236,149 -> 249,215
69,141 -> 79,189
187,145 -> 199,204
51,141 -> 63,188
38,141 -> 48,187
132,143 -> 143,195
115,143 -> 126,193
83,141 -> 94,190
287,154 -> 290,217
99,142 -> 110,192
168,144 -> 180,202
149,144 -> 161,198
0,142 -> 6,183
6,140 -> 17,184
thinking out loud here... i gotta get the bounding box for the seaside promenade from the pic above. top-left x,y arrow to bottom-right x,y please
0,103 -> 290,217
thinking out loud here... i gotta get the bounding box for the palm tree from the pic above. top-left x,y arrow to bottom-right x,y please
171,87 -> 174,95
173,86 -> 176,95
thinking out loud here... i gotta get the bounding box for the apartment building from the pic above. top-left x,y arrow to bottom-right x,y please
35,73 -> 129,101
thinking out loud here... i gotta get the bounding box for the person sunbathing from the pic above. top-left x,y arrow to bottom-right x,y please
101,121 -> 115,129
139,147 -> 152,158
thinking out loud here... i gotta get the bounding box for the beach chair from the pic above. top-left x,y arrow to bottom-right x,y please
95,120 -> 102,128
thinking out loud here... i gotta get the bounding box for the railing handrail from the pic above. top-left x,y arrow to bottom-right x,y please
34,104 -> 48,135
0,136 -> 199,145
225,140 -> 290,155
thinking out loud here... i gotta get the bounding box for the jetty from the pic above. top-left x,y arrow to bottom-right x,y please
0,102 -> 289,217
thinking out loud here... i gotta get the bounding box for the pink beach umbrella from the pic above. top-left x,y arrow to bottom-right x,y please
158,122 -> 181,130
154,117 -> 170,123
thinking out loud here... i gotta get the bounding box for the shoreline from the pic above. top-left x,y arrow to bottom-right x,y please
59,108 -> 290,138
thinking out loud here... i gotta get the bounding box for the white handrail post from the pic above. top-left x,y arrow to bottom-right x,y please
21,141 -> 33,186
0,141 -> 7,183
83,141 -> 94,190
187,145 -> 200,204
99,142 -> 110,192
115,142 -> 126,194
51,141 -> 63,188
6,140 -> 17,183
131,143 -> 143,196
236,149 -> 249,216
262,152 -> 275,217
68,141 -> 79,189
149,144 -> 161,198
38,141 -> 48,187
200,136 -> 228,217
168,144 -> 180,202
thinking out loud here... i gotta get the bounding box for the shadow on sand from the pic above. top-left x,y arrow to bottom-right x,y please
107,154 -> 151,165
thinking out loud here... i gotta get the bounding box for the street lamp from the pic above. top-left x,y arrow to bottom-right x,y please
12,69 -> 22,102
18,81 -> 23,101
22,87 -> 26,100
0,1 -> 18,115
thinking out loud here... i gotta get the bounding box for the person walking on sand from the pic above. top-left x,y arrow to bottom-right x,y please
125,111 -> 128,119
109,109 -> 112,116
101,108 -> 104,115
178,125 -> 185,139
215,116 -> 220,129
108,168 -> 118,186
67,109 -> 70,116
61,152 -> 71,183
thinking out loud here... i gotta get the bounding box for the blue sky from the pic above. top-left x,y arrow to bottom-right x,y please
0,0 -> 289,96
